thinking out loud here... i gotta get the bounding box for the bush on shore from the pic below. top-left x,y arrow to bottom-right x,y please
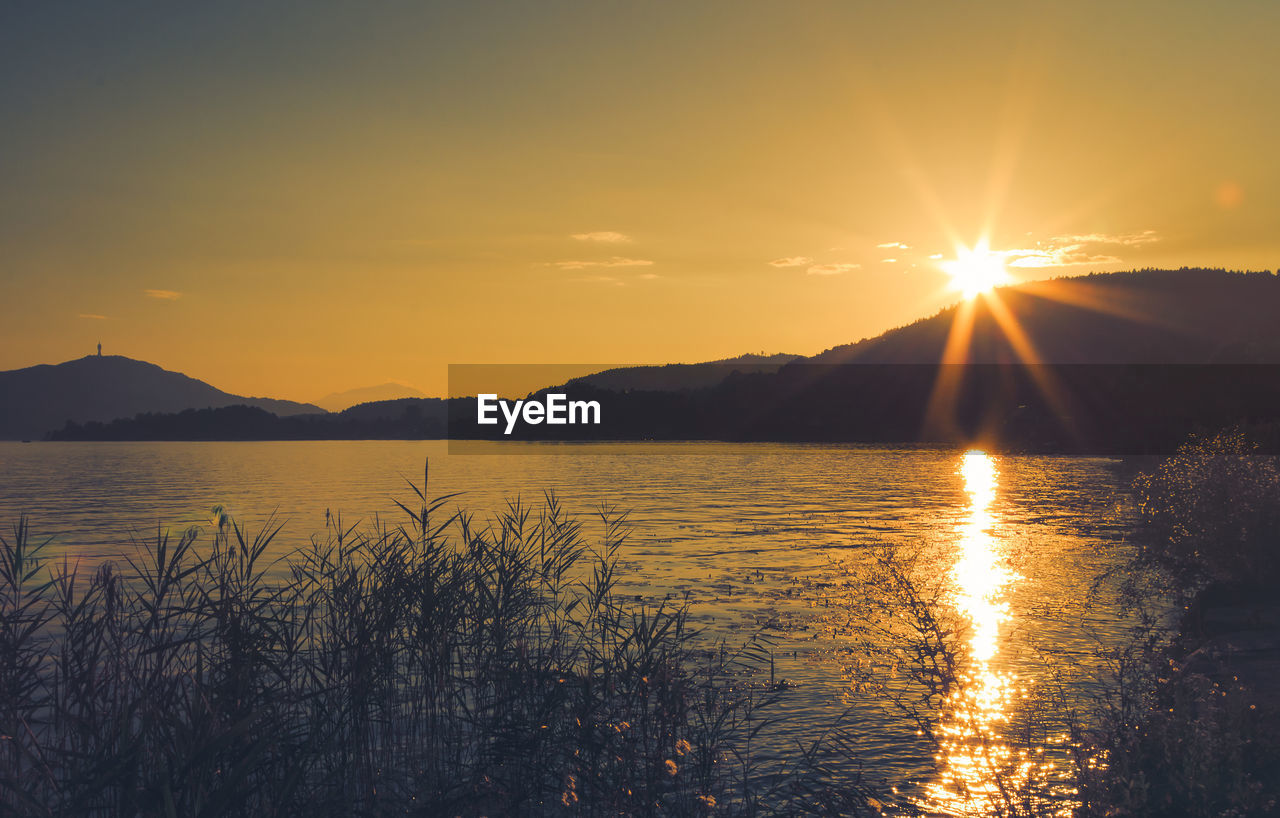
1131,428 -> 1280,597
1070,636 -> 1279,818
1071,428 -> 1280,817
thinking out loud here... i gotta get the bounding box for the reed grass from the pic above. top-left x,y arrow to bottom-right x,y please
0,464 -> 875,817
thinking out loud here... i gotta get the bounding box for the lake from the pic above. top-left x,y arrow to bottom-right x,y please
0,440 -> 1139,814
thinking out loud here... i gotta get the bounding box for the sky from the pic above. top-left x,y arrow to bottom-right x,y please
2,1 -> 1277,401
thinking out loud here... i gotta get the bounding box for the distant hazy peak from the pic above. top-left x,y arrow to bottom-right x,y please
316,382 -> 429,412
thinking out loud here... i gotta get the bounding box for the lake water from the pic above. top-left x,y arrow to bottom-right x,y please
0,440 -> 1138,814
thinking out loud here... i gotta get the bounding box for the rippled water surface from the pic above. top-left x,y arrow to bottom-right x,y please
0,440 -> 1136,813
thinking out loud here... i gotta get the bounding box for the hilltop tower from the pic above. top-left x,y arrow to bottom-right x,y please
97,342 -> 102,357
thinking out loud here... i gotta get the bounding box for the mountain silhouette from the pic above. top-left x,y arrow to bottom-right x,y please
315,354 -> 802,424
34,269 -> 1280,449
315,382 -> 428,412
446,269 -> 1280,452
810,268 -> 1280,365
0,355 -> 323,440
566,353 -> 800,392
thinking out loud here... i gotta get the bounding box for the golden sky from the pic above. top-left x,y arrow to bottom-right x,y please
2,2 -> 1277,401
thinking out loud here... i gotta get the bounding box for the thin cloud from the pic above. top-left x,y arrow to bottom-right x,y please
637,272 -> 660,280
877,241 -> 910,249
1004,247 -> 1122,268
143,289 -> 182,300
806,263 -> 861,276
881,258 -> 898,263
1002,230 -> 1158,268
1052,230 -> 1159,247
929,253 -> 944,259
77,313 -> 108,320
571,231 -> 631,243
549,257 -> 654,270
769,256 -> 814,268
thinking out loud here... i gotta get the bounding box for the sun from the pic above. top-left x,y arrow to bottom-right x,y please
942,239 -> 1011,299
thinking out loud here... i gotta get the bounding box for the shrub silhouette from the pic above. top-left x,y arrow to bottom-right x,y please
1132,428 -> 1280,594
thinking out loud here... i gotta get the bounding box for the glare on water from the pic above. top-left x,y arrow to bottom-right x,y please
921,451 -> 1068,816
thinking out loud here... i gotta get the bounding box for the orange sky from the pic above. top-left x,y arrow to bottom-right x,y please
2,2 -> 1277,401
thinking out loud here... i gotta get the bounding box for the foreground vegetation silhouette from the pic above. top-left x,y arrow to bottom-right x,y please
0,467 -> 874,817
5,432 -> 1278,816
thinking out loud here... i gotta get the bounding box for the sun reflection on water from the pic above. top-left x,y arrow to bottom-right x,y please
919,450 -> 1059,816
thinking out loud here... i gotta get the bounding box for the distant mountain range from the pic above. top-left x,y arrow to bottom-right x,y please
26,269 -> 1280,449
315,383 -> 428,412
27,353 -> 803,440
444,268 -> 1280,452
0,356 -> 323,440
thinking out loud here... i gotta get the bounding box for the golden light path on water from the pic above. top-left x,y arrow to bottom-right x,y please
919,451 -> 1067,816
